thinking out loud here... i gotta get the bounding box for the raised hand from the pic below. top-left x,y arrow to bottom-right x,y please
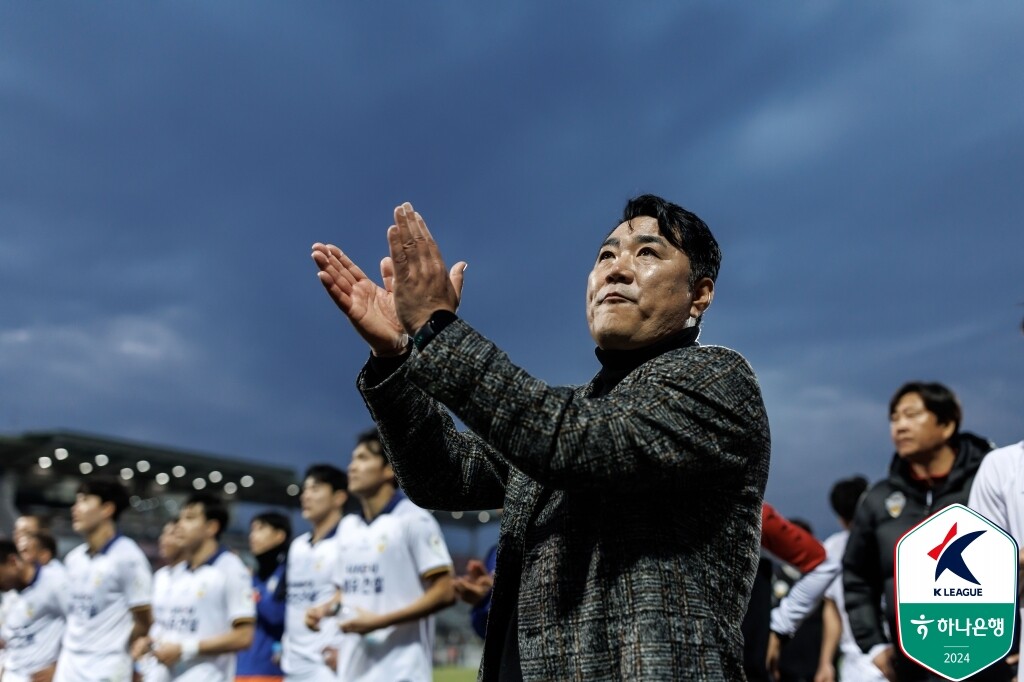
311,243 -> 409,357
387,202 -> 467,334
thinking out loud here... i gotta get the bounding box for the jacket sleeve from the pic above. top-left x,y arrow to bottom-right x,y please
843,498 -> 888,652
366,318 -> 769,496
358,354 -> 508,512
760,503 -> 826,573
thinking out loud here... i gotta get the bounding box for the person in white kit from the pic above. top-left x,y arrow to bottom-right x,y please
140,493 -> 255,682
55,479 -> 153,682
969,439 -> 1024,672
0,538 -> 69,682
282,464 -> 348,682
315,428 -> 456,682
131,520 -> 187,682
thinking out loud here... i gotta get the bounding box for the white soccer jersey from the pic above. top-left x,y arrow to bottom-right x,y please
281,523 -> 342,678
1,562 -> 69,678
56,534 -> 152,682
332,495 -> 453,682
155,548 -> 255,682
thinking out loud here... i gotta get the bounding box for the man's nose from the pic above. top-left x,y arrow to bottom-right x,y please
605,254 -> 634,282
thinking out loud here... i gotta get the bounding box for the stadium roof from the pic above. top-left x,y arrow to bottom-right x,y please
0,429 -> 301,509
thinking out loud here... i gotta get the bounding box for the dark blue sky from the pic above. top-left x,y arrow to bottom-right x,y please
2,3 -> 1022,536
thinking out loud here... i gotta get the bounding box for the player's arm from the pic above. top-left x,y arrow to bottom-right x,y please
339,568 -> 456,635
814,598 -> 842,682
153,619 -> 256,666
305,589 -> 342,631
130,605 -> 153,647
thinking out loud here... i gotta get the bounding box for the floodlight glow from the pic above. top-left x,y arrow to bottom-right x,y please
121,468 -> 134,480
137,460 -> 151,473
38,456 -> 52,469
193,478 -> 207,490
172,466 -> 186,478
155,473 -> 170,485
79,462 -> 93,474
224,482 -> 238,494
478,511 -> 491,523
451,511 -> 463,520
240,476 -> 254,488
287,484 -> 300,496
209,471 -> 222,483
54,448 -> 68,460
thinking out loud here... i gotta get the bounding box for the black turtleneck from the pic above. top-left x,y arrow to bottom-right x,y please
255,544 -> 288,601
590,325 -> 701,397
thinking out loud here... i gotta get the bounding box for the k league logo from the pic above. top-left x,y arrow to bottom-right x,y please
895,504 -> 1018,681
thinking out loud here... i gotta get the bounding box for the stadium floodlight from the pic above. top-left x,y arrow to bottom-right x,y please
209,470 -> 223,483
478,511 -> 491,523
451,511 -> 463,520
224,482 -> 238,495
240,475 -> 254,488
54,448 -> 69,460
120,468 -> 134,480
193,478 -> 207,490
137,460 -> 151,473
79,462 -> 93,475
172,466 -> 186,478
287,484 -> 300,496
95,454 -> 109,466
154,472 -> 170,485
38,456 -> 53,469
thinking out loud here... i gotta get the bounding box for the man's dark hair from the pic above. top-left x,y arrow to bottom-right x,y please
27,531 -> 58,558
252,511 -> 292,546
0,539 -> 19,563
184,493 -> 230,539
77,478 -> 131,520
303,464 -> 348,493
889,381 -> 962,436
621,194 -> 722,288
357,427 -> 387,465
830,476 -> 868,524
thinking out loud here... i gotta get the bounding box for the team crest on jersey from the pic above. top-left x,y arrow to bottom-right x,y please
377,534 -> 388,553
886,491 -> 907,518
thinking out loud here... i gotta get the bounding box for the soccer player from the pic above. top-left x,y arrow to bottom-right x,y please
283,465 -> 348,682
142,494 -> 255,682
0,538 -> 68,682
132,520 -> 186,682
55,478 -> 153,682
327,428 -> 455,682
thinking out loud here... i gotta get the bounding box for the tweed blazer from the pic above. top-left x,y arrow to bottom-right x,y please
358,319 -> 770,681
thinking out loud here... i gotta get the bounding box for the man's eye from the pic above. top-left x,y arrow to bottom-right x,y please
598,251 -> 614,260
638,247 -> 657,257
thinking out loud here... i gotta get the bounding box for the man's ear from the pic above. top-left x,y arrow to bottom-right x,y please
689,277 -> 715,320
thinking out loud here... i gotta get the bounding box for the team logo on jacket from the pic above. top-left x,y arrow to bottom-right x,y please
885,491 -> 906,518
894,504 -> 1017,680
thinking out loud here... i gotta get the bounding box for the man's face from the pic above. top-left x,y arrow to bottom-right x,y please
890,392 -> 955,460
586,216 -> 706,350
300,477 -> 344,523
13,517 -> 40,543
158,522 -> 184,563
16,535 -> 40,564
347,443 -> 393,499
249,520 -> 287,556
71,494 -> 110,536
175,504 -> 214,554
